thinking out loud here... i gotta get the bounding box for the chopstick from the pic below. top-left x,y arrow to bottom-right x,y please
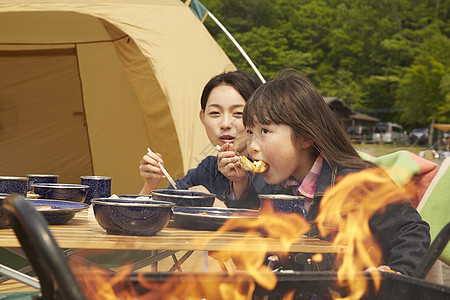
147,147 -> 178,189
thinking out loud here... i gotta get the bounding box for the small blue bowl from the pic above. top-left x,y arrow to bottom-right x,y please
0,193 -> 10,228
0,176 -> 28,197
151,189 -> 215,207
27,174 -> 59,192
118,195 -> 152,200
92,198 -> 175,236
32,183 -> 89,203
258,194 -> 307,218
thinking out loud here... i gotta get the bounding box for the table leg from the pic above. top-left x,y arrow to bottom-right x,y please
115,250 -> 179,273
216,256 -> 228,272
170,253 -> 183,272
202,251 -> 208,272
0,264 -> 40,290
151,250 -> 158,272
168,251 -> 194,272
64,249 -> 115,273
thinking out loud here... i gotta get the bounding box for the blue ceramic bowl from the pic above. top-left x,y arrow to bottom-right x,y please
32,183 -> 89,203
27,174 -> 59,192
92,198 -> 175,236
0,193 -> 9,228
30,199 -> 89,225
118,195 -> 152,200
151,189 -> 215,207
172,207 -> 259,231
258,194 -> 307,218
0,176 -> 28,196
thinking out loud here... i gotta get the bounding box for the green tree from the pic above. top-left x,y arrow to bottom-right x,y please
396,33 -> 450,126
200,0 -> 450,125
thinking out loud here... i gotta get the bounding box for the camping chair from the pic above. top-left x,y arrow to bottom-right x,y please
358,150 -> 439,208
416,157 -> 450,283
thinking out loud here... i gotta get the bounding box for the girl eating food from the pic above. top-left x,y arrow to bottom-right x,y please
227,69 -> 430,275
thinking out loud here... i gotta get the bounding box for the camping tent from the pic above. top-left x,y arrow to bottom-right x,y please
0,0 -> 235,194
432,123 -> 450,132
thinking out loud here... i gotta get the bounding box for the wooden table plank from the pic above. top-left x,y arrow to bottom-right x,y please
0,209 -> 346,254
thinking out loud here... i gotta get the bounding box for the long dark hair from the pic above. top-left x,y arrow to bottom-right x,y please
200,70 -> 261,110
243,69 -> 373,169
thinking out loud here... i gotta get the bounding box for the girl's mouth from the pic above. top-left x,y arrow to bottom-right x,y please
262,164 -> 269,175
219,135 -> 235,144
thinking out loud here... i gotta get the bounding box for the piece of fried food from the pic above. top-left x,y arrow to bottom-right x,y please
238,156 -> 268,174
36,206 -> 53,210
215,145 -> 268,174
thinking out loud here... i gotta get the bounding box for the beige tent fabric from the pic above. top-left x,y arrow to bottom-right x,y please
433,124 -> 450,132
0,49 -> 93,182
0,0 -> 235,194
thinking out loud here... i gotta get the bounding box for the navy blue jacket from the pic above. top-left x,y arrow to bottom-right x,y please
168,156 -> 229,201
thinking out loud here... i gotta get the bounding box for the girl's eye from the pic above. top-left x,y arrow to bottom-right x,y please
246,129 -> 253,135
208,111 -> 220,117
261,128 -> 269,134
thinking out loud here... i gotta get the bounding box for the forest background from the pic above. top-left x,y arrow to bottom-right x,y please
201,0 -> 450,130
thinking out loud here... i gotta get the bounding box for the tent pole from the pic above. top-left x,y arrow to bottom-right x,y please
207,12 -> 266,84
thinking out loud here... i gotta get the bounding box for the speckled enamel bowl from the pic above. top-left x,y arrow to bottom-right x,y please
0,193 -> 9,228
92,198 -> 175,236
151,189 -> 215,207
32,183 -> 89,203
0,176 -> 28,197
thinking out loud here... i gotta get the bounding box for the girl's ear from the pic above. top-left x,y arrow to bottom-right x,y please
199,110 -> 205,125
300,138 -> 314,149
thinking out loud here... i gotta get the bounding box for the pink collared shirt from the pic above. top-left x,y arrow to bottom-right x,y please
283,155 -> 323,211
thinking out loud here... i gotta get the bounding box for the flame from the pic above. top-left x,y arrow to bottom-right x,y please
215,204 -> 310,291
70,203 -> 310,299
315,167 -> 417,299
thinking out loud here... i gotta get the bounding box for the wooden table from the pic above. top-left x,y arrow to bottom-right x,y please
0,209 -> 345,253
0,208 -> 345,292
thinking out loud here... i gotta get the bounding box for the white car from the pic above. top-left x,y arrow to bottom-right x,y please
372,123 -> 409,144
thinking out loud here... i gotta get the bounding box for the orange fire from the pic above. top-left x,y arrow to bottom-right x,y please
315,167 -> 417,299
70,206 -> 310,299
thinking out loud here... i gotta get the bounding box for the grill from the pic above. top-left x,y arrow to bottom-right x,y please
4,195 -> 450,300
79,271 -> 450,299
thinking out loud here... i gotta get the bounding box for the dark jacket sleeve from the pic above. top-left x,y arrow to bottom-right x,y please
369,202 -> 431,275
223,173 -> 275,209
223,180 -> 261,209
167,156 -> 230,200
170,156 -> 216,190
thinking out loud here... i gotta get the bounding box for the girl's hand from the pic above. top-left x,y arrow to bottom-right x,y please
188,185 -> 227,208
139,150 -> 165,194
217,143 -> 249,198
217,143 -> 247,182
365,265 -> 401,274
